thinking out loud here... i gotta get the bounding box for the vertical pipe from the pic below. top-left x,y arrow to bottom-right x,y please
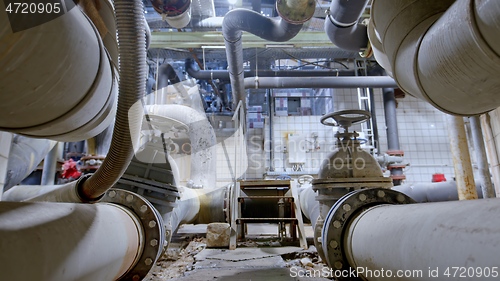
41,143 -> 59,185
446,115 -> 477,200
481,113 -> 500,197
382,88 -> 400,150
470,116 -> 495,198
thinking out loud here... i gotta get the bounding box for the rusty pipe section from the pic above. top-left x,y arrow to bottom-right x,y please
446,115 -> 477,200
469,115 -> 496,198
0,200 -> 143,281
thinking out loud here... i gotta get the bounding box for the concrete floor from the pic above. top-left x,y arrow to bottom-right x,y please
146,223 -> 334,281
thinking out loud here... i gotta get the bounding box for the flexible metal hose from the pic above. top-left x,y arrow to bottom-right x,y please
79,0 -> 147,201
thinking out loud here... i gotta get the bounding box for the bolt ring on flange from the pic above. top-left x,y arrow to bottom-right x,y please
321,188 -> 414,280
101,188 -> 165,280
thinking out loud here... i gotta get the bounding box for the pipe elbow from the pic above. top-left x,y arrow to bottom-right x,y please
325,16 -> 368,52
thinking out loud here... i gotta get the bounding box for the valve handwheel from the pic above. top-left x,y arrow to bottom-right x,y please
320,109 -> 371,128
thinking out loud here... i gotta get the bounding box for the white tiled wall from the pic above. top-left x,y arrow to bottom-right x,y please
252,89 -> 457,184
211,88 -> 483,185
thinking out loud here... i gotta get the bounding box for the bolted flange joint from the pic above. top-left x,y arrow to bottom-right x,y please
321,188 -> 414,280
101,188 -> 165,281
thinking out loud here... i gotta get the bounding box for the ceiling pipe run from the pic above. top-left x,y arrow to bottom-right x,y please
243,76 -> 398,89
222,7 -> 305,109
324,0 -> 370,51
185,59 -> 355,80
371,0 -> 500,116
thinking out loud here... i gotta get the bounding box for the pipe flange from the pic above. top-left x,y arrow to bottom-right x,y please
276,0 -> 315,24
321,188 -> 414,279
101,188 -> 165,281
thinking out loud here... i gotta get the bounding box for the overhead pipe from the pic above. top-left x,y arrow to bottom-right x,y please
371,0 -> 500,116
322,188 -> 500,280
470,116 -> 496,198
392,180 -> 484,203
324,0 -> 370,51
243,76 -> 398,89
446,115 -> 478,200
151,0 -> 192,29
185,59 -> 355,80
25,0 -> 148,203
0,3 -> 118,141
0,189 -> 164,281
222,8 -> 305,109
158,63 -> 182,88
4,136 -> 57,191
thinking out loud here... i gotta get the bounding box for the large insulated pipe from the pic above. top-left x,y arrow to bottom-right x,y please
371,0 -> 500,116
392,180 -> 484,203
244,76 -> 398,89
223,8 -> 304,109
324,0 -> 370,51
345,198 -> 500,281
446,115 -> 477,200
0,201 -> 142,280
147,105 -> 217,190
469,116 -> 496,198
4,136 -> 57,191
0,2 -> 117,141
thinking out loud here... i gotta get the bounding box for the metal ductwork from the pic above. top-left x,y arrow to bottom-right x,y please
370,0 -> 500,116
222,6 -> 306,109
324,0 -> 370,52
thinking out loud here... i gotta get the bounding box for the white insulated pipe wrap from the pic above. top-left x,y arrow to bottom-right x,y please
0,201 -> 143,281
371,0 -> 500,116
345,199 -> 500,281
0,4 -> 116,141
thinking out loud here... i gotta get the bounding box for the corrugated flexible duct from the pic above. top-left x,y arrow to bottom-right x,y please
371,0 -> 500,116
